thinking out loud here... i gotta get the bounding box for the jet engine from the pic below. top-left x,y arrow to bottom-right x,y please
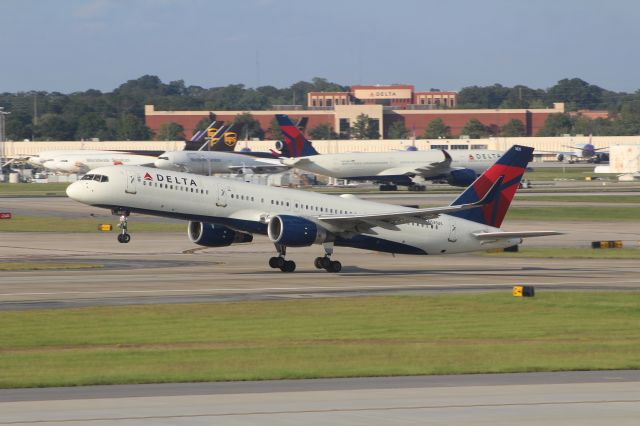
267,215 -> 329,247
187,222 -> 253,247
556,153 -> 565,162
446,168 -> 477,187
274,140 -> 285,151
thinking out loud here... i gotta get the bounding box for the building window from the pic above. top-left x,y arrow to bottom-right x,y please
451,145 -> 468,150
326,99 -> 332,107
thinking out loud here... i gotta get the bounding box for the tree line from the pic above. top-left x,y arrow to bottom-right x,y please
1,75 -> 639,141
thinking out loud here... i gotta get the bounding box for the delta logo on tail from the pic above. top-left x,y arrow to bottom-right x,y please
275,114 -> 319,157
449,145 -> 532,228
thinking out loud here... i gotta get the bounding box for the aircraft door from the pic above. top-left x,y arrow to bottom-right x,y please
125,170 -> 137,194
448,224 -> 457,243
216,184 -> 229,207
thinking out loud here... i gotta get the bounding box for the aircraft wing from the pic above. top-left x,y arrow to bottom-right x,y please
472,231 -> 562,240
227,164 -> 290,173
315,177 -> 502,233
280,157 -> 312,167
377,150 -> 452,178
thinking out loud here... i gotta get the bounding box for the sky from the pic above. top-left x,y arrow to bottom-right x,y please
1,0 -> 639,94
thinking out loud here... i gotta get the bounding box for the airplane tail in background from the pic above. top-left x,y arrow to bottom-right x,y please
449,145 -> 533,228
275,114 -> 319,157
183,114 -> 223,151
208,123 -> 240,152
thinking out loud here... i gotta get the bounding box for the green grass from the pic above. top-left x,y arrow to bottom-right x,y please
504,206 -> 640,221
0,183 -> 70,197
515,195 -> 640,203
0,215 -> 185,232
483,247 -> 640,259
0,262 -> 103,271
523,167 -> 596,180
1,293 -> 640,388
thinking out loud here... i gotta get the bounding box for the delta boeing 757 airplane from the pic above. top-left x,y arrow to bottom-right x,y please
66,145 -> 559,272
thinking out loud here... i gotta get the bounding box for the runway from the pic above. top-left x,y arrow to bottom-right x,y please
2,371 -> 639,425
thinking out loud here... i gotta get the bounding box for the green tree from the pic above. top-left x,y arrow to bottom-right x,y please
75,113 -> 109,140
34,113 -> 76,140
387,120 -> 408,139
537,113 -> 573,136
233,112 -> 264,140
156,122 -> 185,140
350,114 -> 380,139
308,123 -> 337,140
423,118 -> 451,139
500,119 -> 526,137
268,117 -> 284,140
115,114 -> 152,140
4,111 -> 33,140
461,119 -> 490,138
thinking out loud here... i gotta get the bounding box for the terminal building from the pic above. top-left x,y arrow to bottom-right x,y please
144,84 -> 565,140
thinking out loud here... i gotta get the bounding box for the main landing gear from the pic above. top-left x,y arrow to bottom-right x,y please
269,244 -> 296,272
268,243 -> 342,273
314,243 -> 342,273
113,209 -> 131,244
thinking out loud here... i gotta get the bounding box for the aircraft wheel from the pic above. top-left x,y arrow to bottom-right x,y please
325,260 -> 342,273
280,260 -> 296,272
319,256 -> 332,269
117,233 -> 131,244
314,257 -> 324,269
269,256 -> 282,269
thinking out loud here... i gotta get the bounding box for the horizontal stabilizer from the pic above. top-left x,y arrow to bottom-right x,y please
473,231 -> 562,240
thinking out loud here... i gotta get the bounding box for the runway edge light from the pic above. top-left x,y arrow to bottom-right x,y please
513,285 -> 535,297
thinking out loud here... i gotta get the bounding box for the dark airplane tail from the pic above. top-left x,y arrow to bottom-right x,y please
275,114 -> 319,157
208,123 -> 240,152
183,113 -> 224,151
448,145 -> 533,228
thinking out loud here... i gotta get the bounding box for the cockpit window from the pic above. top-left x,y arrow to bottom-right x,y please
81,174 -> 95,180
158,156 -> 169,160
100,175 -> 109,182
93,175 -> 102,181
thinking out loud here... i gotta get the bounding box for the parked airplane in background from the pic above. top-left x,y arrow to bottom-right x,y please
549,136 -> 609,163
66,145 -> 559,272
275,114 -> 504,191
26,119 -> 224,174
154,150 -> 288,174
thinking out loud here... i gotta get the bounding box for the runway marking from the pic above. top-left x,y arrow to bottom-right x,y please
1,279 -> 639,297
3,399 -> 640,424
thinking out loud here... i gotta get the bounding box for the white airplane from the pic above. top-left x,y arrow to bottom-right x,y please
38,151 -> 156,174
66,145 -> 560,273
154,150 -> 289,175
275,114 -> 503,191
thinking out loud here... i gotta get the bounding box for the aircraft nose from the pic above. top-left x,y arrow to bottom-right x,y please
66,181 -> 84,201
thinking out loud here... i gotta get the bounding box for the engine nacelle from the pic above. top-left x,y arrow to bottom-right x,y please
187,221 -> 253,247
275,140 -> 285,151
267,215 -> 328,247
556,153 -> 565,162
447,168 -> 477,187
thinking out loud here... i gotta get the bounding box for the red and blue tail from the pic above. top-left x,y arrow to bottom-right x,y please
276,114 -> 319,157
449,145 -> 533,228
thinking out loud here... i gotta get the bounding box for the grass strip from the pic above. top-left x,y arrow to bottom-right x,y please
0,262 -> 103,271
0,183 -> 70,197
482,247 -> 640,259
0,215 -> 185,233
1,293 -> 639,388
504,206 -> 639,221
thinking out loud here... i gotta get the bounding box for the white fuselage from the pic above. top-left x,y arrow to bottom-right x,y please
154,151 -> 286,175
281,150 -> 503,179
29,150 -> 155,173
66,165 -> 522,255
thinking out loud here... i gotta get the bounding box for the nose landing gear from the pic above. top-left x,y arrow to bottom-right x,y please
113,209 -> 131,244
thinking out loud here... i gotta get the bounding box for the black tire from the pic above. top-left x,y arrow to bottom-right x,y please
280,260 -> 296,272
122,233 -> 131,243
314,257 -> 324,269
326,260 -> 342,273
268,256 -> 279,268
320,256 -> 332,269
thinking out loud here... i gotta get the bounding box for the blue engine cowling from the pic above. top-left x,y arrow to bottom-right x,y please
188,222 -> 253,247
268,215 -> 328,247
447,168 -> 478,187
